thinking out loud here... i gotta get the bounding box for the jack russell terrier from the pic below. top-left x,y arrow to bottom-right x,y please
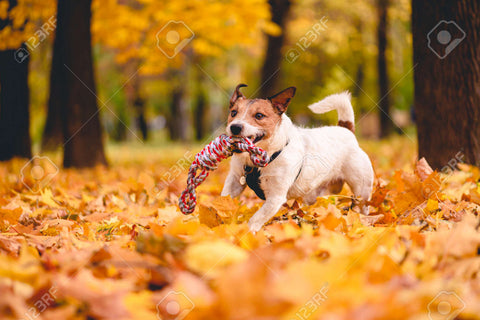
221,84 -> 374,232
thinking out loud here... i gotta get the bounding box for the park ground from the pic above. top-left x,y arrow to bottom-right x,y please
0,135 -> 479,320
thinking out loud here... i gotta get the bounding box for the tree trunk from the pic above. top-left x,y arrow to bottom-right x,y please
0,45 -> 32,161
167,87 -> 189,141
194,88 -> 207,141
259,0 -> 292,98
134,96 -> 148,141
124,60 -> 148,141
42,38 -> 64,151
0,0 -> 32,160
50,0 -> 107,168
377,0 -> 394,137
412,0 -> 480,169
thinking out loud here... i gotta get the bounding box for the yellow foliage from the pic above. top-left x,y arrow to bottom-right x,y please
0,0 -> 56,50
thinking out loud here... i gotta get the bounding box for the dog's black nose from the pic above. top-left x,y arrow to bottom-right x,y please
230,124 -> 243,135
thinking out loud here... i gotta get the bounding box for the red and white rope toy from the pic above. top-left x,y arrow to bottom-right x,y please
179,134 -> 269,214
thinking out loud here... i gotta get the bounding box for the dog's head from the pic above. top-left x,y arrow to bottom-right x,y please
226,84 -> 296,144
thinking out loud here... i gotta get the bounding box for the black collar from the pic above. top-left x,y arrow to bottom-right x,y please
268,149 -> 283,163
243,141 -> 288,200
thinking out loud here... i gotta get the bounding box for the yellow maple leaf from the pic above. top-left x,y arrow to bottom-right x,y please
184,240 -> 248,277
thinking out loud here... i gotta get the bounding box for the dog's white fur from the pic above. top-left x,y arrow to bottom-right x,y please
222,91 -> 374,232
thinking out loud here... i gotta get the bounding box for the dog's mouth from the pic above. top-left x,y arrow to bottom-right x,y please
247,133 -> 265,144
232,133 -> 265,144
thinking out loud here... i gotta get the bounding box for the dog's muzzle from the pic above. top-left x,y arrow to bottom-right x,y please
230,124 -> 243,135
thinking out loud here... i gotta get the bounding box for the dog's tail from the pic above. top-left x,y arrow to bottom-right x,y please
307,91 -> 355,133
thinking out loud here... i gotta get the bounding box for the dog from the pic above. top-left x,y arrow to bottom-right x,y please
221,84 -> 374,232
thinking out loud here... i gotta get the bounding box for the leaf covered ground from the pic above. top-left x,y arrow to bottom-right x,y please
1,137 -> 480,320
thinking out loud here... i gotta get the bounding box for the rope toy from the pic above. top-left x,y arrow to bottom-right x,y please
179,134 -> 269,214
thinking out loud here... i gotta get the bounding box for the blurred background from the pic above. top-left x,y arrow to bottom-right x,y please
0,0 -> 477,169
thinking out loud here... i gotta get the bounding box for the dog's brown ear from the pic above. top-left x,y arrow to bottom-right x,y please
268,87 -> 296,114
230,84 -> 247,108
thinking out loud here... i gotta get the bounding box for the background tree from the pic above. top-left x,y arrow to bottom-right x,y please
0,45 -> 31,161
92,0 -> 279,141
377,0 -> 394,137
412,0 -> 480,169
259,0 -> 292,98
0,0 -> 54,158
1,0 -> 413,148
0,0 -> 31,160
0,0 -> 54,160
49,0 -> 107,167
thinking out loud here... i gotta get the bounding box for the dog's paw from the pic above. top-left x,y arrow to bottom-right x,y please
248,219 -> 264,234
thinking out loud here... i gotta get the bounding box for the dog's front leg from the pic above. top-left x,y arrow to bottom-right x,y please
248,195 -> 287,233
221,170 -> 245,198
221,155 -> 246,198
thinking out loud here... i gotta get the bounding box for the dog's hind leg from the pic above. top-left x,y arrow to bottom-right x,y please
344,151 -> 374,215
303,180 -> 344,205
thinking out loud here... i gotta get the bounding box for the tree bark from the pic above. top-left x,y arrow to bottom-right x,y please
377,0 -> 394,137
0,45 -> 32,161
50,0 -> 107,168
134,96 -> 148,141
167,86 -> 189,141
193,87 -> 207,141
42,38 -> 63,151
124,60 -> 148,141
412,0 -> 480,169
259,0 -> 292,98
0,0 -> 32,160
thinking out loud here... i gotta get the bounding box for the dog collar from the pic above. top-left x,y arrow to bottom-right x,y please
242,141 -> 288,200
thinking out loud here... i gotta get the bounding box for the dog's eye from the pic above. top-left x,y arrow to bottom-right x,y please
255,113 -> 265,120
230,110 -> 237,117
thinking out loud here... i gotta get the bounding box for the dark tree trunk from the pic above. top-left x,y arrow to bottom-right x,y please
353,63 -> 365,100
194,88 -> 207,141
49,0 -> 107,168
110,103 -> 128,142
412,0 -> 480,169
167,87 -> 189,141
125,60 -> 148,141
0,45 -> 32,161
42,40 -> 63,151
377,0 -> 394,137
135,96 -> 148,141
0,0 -> 31,160
259,0 -> 292,98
